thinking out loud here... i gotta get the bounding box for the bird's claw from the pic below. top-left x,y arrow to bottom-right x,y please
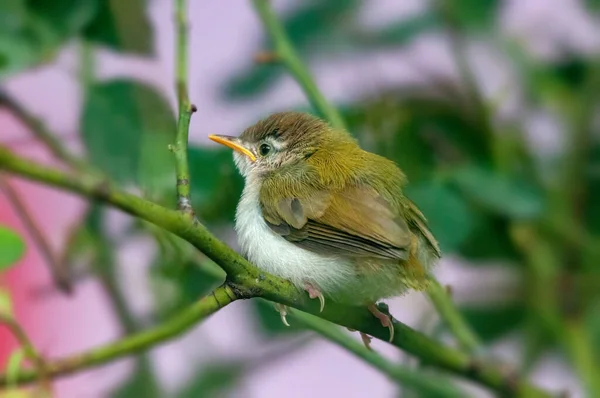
304,282 -> 325,313
368,304 -> 394,342
359,332 -> 373,350
275,303 -> 290,327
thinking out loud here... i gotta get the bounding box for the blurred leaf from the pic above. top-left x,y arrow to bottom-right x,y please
112,364 -> 160,398
81,80 -> 176,187
5,349 -> 25,389
83,0 -> 153,55
586,0 -> 600,11
446,0 -> 500,31
357,12 -> 439,47
458,216 -> 519,262
189,146 -> 243,223
151,259 -> 223,319
405,182 -> 476,253
0,288 -> 13,317
26,0 -> 99,38
0,1 -> 27,34
452,166 -> 544,219
175,363 -> 244,398
461,303 -> 524,342
0,226 -> 26,270
252,298 -> 306,336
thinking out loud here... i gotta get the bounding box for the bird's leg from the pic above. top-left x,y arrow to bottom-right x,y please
303,282 -> 325,313
274,303 -> 290,327
368,303 -> 394,342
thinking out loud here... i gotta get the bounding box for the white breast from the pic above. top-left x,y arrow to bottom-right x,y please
234,181 -> 354,293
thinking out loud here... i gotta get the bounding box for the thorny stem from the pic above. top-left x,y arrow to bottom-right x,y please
251,0 -> 347,131
172,0 -> 197,217
0,176 -> 72,294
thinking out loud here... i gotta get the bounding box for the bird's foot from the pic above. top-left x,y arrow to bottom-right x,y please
303,282 -> 325,313
274,303 -> 290,327
368,303 -> 394,342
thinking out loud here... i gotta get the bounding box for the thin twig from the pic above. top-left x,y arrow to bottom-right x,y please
427,279 -> 482,355
172,0 -> 197,217
0,175 -> 72,294
0,314 -> 52,395
0,92 -> 88,171
251,0 -> 347,131
293,311 -> 467,398
0,146 -> 553,398
0,284 -> 236,386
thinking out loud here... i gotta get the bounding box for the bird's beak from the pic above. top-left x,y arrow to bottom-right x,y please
208,135 -> 256,162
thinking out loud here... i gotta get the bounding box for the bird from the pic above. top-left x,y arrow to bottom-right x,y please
209,111 -> 440,346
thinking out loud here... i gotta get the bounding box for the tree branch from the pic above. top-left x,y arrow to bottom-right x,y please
0,284 -> 236,385
292,311 -> 468,398
172,0 -> 197,217
251,0 -> 347,131
0,146 -> 552,397
0,176 -> 72,294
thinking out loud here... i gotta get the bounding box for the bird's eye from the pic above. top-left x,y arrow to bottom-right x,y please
259,143 -> 271,156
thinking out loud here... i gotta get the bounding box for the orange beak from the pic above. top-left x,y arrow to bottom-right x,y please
208,135 -> 256,162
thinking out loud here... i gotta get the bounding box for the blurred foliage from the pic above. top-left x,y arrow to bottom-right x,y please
4,0 -> 600,396
0,226 -> 25,270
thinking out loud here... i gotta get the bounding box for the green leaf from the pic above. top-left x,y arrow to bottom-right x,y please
188,146 -> 244,223
458,215 -> 519,262
447,0 -> 500,31
81,80 -> 176,188
175,363 -> 244,398
0,288 -> 13,317
26,0 -> 99,38
586,0 -> 600,11
405,182 -> 476,253
0,226 -> 26,270
451,166 -> 544,219
111,363 -> 160,398
461,303 -> 525,342
83,0 -> 153,55
358,12 -> 439,47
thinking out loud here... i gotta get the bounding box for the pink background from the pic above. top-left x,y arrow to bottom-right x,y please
2,0 -> 598,396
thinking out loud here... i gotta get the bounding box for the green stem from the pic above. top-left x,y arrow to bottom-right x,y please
427,280 -> 482,355
0,314 -> 51,393
0,176 -> 72,294
563,320 -> 600,397
293,311 -> 467,398
251,0 -> 347,131
0,147 -> 552,397
0,284 -> 236,385
172,0 -> 196,217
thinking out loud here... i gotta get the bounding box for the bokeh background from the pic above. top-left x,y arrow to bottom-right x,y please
2,0 -> 600,397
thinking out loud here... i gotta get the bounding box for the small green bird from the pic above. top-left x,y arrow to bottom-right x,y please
209,112 -> 440,345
